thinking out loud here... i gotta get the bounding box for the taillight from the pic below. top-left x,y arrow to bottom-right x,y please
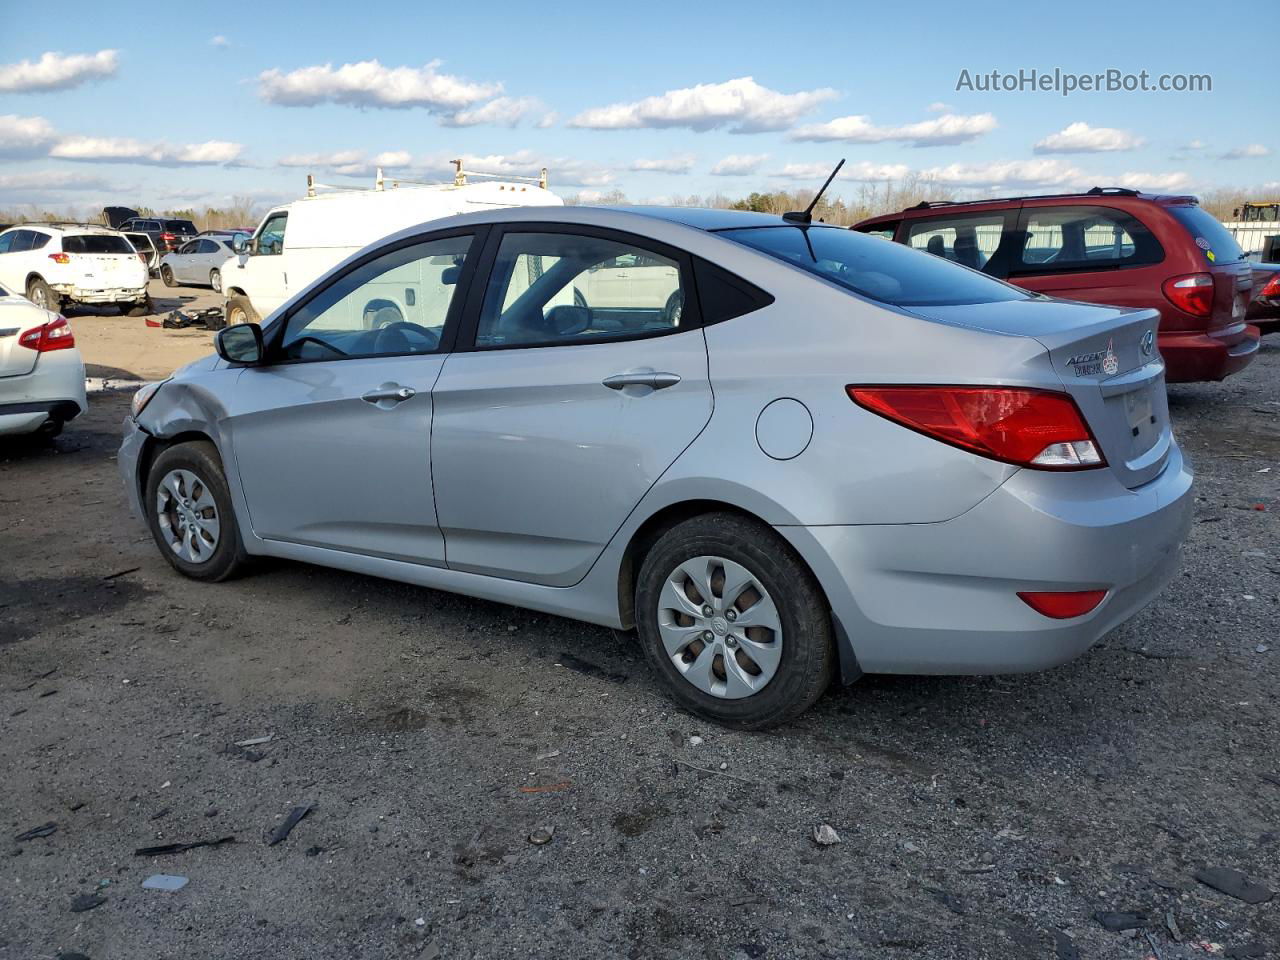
1162,273 -> 1214,318
847,385 -> 1106,470
48,252 -> 70,264
161,232 -> 175,243
18,316 -> 75,352
1263,273 -> 1280,298
1017,589 -> 1108,619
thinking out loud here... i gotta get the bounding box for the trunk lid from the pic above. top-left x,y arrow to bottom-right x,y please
0,297 -> 39,378
917,297 -> 1170,489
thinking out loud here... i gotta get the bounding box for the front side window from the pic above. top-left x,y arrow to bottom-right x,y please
720,225 -> 1028,307
279,234 -> 473,362
254,213 -> 287,256
476,232 -> 686,348
1014,205 -> 1164,273
0,232 -> 16,254
907,214 -> 1008,272
62,234 -> 134,254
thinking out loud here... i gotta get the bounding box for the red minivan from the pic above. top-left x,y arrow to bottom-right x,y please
852,188 -> 1260,382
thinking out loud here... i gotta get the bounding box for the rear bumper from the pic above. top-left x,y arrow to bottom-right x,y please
50,283 -> 148,304
778,446 -> 1193,676
0,351 -> 86,436
1160,325 -> 1260,382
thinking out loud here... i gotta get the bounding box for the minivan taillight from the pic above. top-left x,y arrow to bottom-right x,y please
18,316 -> 75,352
848,385 -> 1105,470
1162,273 -> 1214,318
1262,273 -> 1280,298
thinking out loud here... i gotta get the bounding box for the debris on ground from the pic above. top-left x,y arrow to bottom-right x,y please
812,824 -> 841,846
220,742 -> 266,763
141,874 -> 189,891
101,567 -> 140,581
1093,910 -> 1148,931
528,826 -> 555,845
688,736 -> 704,747
69,894 -> 105,913
1194,867 -> 1274,904
234,734 -> 274,747
535,748 -> 561,761
266,805 -> 312,846
1053,931 -> 1080,960
14,822 -> 57,842
156,307 -> 226,331
518,781 -> 571,794
134,837 -> 234,856
1165,909 -> 1182,941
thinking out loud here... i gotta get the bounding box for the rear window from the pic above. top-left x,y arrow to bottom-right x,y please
63,234 -> 136,254
719,225 -> 1028,306
1168,205 -> 1245,264
165,220 -> 197,234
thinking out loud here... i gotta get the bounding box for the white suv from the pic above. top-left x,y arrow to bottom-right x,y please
0,224 -> 150,315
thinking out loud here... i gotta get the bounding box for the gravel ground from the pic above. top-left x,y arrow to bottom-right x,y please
1,339 -> 1277,960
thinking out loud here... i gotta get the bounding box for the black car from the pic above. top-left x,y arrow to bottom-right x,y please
119,216 -> 198,254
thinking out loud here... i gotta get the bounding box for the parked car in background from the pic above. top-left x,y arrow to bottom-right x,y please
125,232 -> 160,275
221,168 -> 563,326
119,216 -> 198,254
0,285 -> 86,439
853,188 -> 1261,382
1247,263 -> 1280,333
103,206 -> 140,229
120,205 -> 1191,727
159,235 -> 238,292
0,224 -> 150,315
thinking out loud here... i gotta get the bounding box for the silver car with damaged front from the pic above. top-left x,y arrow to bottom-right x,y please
119,205 -> 1192,728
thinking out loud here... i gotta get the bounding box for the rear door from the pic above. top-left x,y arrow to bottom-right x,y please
231,211 -> 289,315
431,225 -> 712,587
63,233 -> 143,288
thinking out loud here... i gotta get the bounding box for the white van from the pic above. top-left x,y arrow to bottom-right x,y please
222,167 -> 563,325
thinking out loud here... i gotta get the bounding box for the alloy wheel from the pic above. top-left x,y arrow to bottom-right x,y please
657,555 -> 783,699
155,468 -> 220,564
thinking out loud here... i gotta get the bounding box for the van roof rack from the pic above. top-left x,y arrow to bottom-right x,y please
905,186 -> 1180,212
305,159 -> 550,198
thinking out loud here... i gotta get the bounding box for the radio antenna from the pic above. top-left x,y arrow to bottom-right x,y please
783,158 -> 845,224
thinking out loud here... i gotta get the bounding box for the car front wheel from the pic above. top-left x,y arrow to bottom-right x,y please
635,512 -> 834,729
145,440 -> 247,582
210,269 -> 222,293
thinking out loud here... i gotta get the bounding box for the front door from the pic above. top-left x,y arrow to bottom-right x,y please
432,226 -> 712,587
233,211 -> 289,316
226,231 -> 477,564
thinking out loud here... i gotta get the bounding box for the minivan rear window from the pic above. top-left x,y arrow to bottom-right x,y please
63,234 -> 136,254
719,225 -> 1029,306
1168,205 -> 1244,264
165,220 -> 197,234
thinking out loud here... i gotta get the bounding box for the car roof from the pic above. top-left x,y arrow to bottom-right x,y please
855,187 -> 1202,227
606,206 -> 793,231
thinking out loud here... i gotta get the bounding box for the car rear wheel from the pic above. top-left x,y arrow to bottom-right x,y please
25,277 -> 57,311
210,269 -> 222,294
160,265 -> 177,287
225,295 -> 260,326
145,440 -> 247,582
634,512 -> 834,729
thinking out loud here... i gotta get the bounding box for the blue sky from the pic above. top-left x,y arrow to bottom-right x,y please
2,0 -> 1275,214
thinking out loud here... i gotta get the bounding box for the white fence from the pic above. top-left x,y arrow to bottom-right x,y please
1222,222 -> 1280,261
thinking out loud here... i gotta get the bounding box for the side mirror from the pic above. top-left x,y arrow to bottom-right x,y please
441,265 -> 461,285
232,235 -> 249,254
215,323 -> 264,365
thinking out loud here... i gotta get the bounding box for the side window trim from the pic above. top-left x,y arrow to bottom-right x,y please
260,225 -> 488,365
454,222 -> 703,352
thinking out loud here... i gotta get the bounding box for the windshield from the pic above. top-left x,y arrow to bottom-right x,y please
1167,205 -> 1244,264
63,234 -> 135,254
719,225 -> 1029,306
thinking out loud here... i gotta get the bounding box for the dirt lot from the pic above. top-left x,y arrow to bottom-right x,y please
1,326 -> 1277,959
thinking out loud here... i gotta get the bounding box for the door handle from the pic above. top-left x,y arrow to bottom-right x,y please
602,372 -> 681,391
361,385 -> 416,404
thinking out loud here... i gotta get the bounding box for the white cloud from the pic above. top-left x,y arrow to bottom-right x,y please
710,154 -> 769,176
1111,171 -> 1192,192
279,149 -> 414,177
773,160 -> 911,182
0,50 -> 118,93
1221,143 -> 1271,160
629,154 -> 697,174
210,35 -> 230,48
50,136 -> 244,166
442,96 -> 546,127
926,101 -> 953,113
0,170 -> 112,192
258,59 -> 501,111
0,114 -> 60,158
536,111 -> 558,128
919,158 -> 1087,188
1034,122 -> 1145,154
791,112 -> 997,147
570,76 -> 837,133
278,150 -> 366,168
1185,139 -> 1206,150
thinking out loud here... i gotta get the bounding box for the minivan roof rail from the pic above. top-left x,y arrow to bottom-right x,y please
305,159 -> 551,198
905,186 -> 1192,211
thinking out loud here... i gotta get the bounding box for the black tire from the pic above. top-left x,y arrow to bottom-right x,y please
25,277 -> 58,312
160,265 -> 177,287
634,512 -> 834,729
663,290 -> 683,326
145,440 -> 248,582
210,269 -> 222,294
226,295 -> 260,326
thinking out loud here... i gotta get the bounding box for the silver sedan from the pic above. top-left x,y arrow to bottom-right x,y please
158,235 -> 239,292
119,205 -> 1192,727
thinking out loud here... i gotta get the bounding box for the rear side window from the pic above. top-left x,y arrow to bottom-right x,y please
719,225 -> 1028,306
907,214 -> 1007,272
855,221 -> 900,241
1167,204 -> 1245,264
63,234 -> 135,254
1013,205 -> 1163,274
693,258 -> 773,324
10,231 -> 36,253
165,220 -> 196,235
